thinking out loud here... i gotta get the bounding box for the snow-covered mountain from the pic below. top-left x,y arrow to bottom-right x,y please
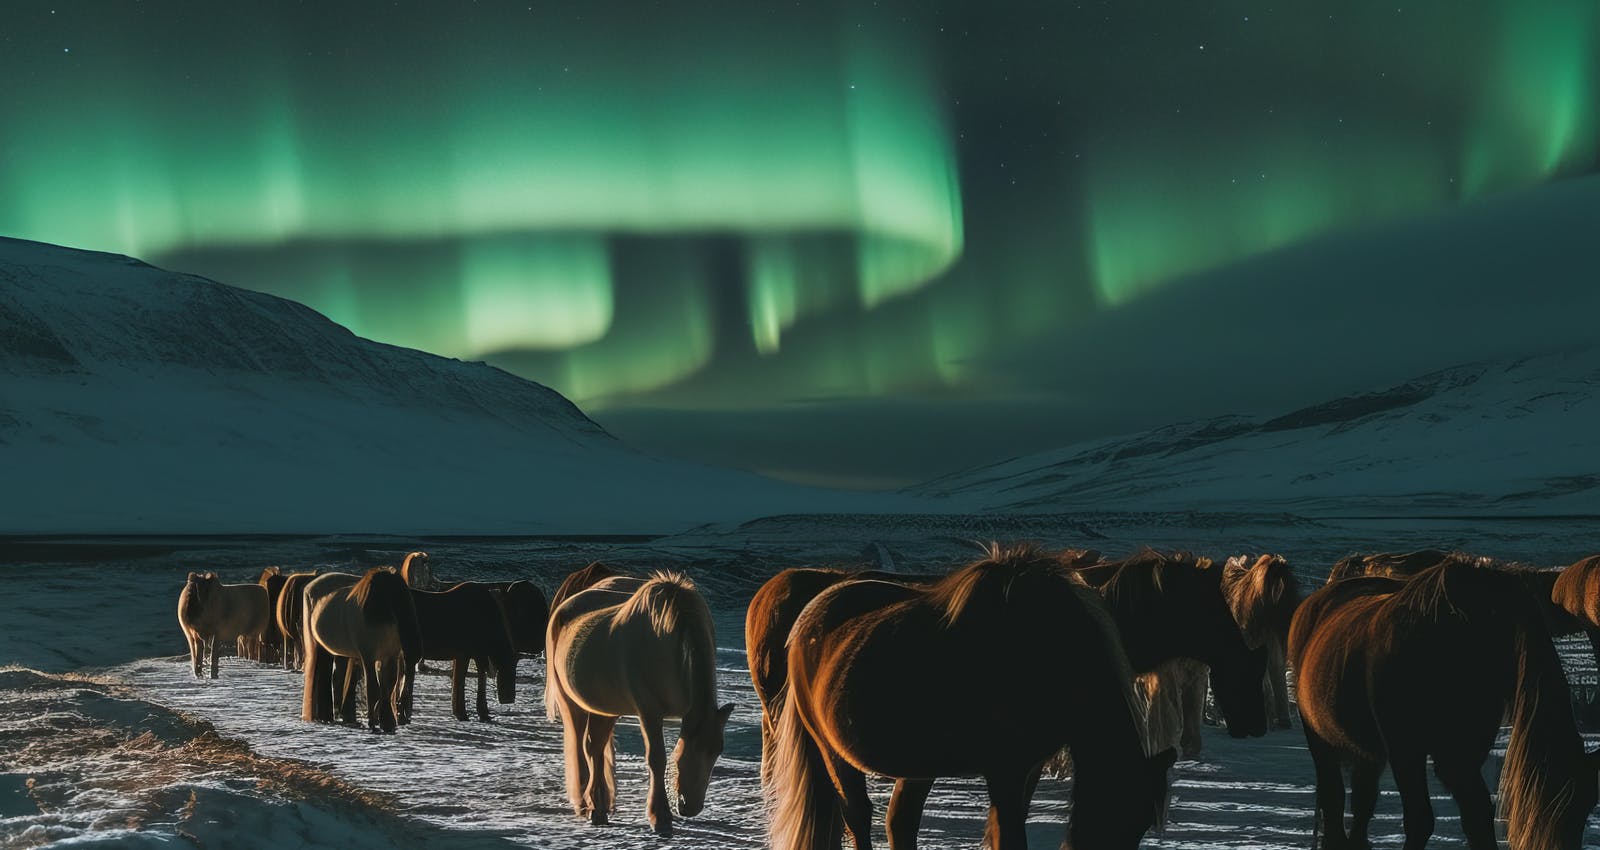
0,238 -> 913,533
910,347 -> 1600,516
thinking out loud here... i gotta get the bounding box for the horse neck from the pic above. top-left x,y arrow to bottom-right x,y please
678,615 -> 718,730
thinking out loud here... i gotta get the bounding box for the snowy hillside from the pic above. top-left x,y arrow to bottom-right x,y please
0,238 -> 912,533
911,347 -> 1600,516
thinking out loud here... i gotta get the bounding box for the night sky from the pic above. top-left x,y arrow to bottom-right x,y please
5,2 -> 1598,487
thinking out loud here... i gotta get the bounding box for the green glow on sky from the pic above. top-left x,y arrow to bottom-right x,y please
1,2 -> 1596,412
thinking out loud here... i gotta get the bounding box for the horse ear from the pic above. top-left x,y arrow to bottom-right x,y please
187,572 -> 198,582
717,702 -> 735,723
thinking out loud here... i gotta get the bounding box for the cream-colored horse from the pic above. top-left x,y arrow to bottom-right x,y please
301,567 -> 422,733
400,551 -> 440,590
545,572 -> 734,837
177,571 -> 270,679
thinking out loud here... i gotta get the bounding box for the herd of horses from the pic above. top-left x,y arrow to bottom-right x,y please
173,545 -> 1600,849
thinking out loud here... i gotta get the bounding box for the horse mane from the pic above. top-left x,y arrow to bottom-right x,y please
1223,554 -> 1301,648
1095,549 -> 1214,615
923,542 -> 1082,627
615,571 -> 704,638
348,566 -> 401,617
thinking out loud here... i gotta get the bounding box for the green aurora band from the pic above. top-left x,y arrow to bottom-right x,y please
1,1 -> 1595,407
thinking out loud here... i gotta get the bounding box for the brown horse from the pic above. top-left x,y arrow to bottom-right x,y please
746,554 -> 1098,788
550,561 -> 619,613
1293,562 -> 1600,849
400,582 -> 520,722
252,566 -> 287,664
1332,549 -> 1600,714
1223,553 -> 1301,730
177,572 -> 270,679
275,571 -> 318,671
301,567 -> 422,733
546,571 -> 733,837
769,544 -> 1175,850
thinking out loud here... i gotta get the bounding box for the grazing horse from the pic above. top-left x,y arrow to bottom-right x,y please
546,571 -> 734,837
400,551 -> 439,590
1222,554 -> 1301,730
253,566 -> 288,664
1331,548 -> 1599,717
1293,562 -> 1600,850
301,567 -> 422,733
400,582 -> 520,722
770,543 -> 1173,850
746,552 -> 1098,788
177,572 -> 270,679
274,571 -> 317,671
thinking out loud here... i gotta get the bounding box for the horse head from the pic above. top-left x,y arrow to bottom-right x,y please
184,571 -> 219,616
673,702 -> 734,817
1066,746 -> 1177,850
401,552 -> 433,590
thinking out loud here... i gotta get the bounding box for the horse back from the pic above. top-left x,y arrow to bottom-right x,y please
411,582 -> 514,660
746,569 -> 853,706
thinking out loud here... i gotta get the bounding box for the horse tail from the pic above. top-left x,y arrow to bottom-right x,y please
1500,605 -> 1590,850
393,584 -> 423,666
301,615 -> 327,722
544,608 -> 567,722
766,688 -> 843,850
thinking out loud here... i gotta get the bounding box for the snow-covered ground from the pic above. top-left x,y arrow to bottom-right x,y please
5,520 -> 1600,848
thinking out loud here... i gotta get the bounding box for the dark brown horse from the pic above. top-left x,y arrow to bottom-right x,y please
471,579 -> 550,656
400,582 -> 520,722
769,544 -> 1174,850
301,567 -> 422,733
1223,553 -> 1301,730
254,566 -> 288,664
1331,548 -> 1600,717
550,561 -> 620,616
275,571 -> 317,671
1293,562 -> 1600,849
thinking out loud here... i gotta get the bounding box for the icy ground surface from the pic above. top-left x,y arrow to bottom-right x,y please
4,514 -> 1600,848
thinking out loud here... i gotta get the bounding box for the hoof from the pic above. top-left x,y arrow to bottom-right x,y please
650,817 -> 673,838
589,809 -> 609,826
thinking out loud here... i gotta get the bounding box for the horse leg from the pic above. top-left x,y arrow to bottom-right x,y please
982,770 -> 1029,850
475,657 -> 491,721
583,713 -> 619,826
1388,749 -> 1434,850
640,715 -> 674,837
1346,760 -> 1381,850
822,754 -> 874,850
187,630 -> 202,678
1302,724 -> 1349,849
1432,754 -> 1495,850
1180,669 -> 1207,759
207,636 -> 219,679
887,779 -> 932,850
333,656 -> 359,725
372,658 -> 399,733
557,689 -> 593,818
450,658 -> 469,721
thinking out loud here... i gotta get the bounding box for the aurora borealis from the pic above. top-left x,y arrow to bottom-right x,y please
4,1 -> 1598,485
